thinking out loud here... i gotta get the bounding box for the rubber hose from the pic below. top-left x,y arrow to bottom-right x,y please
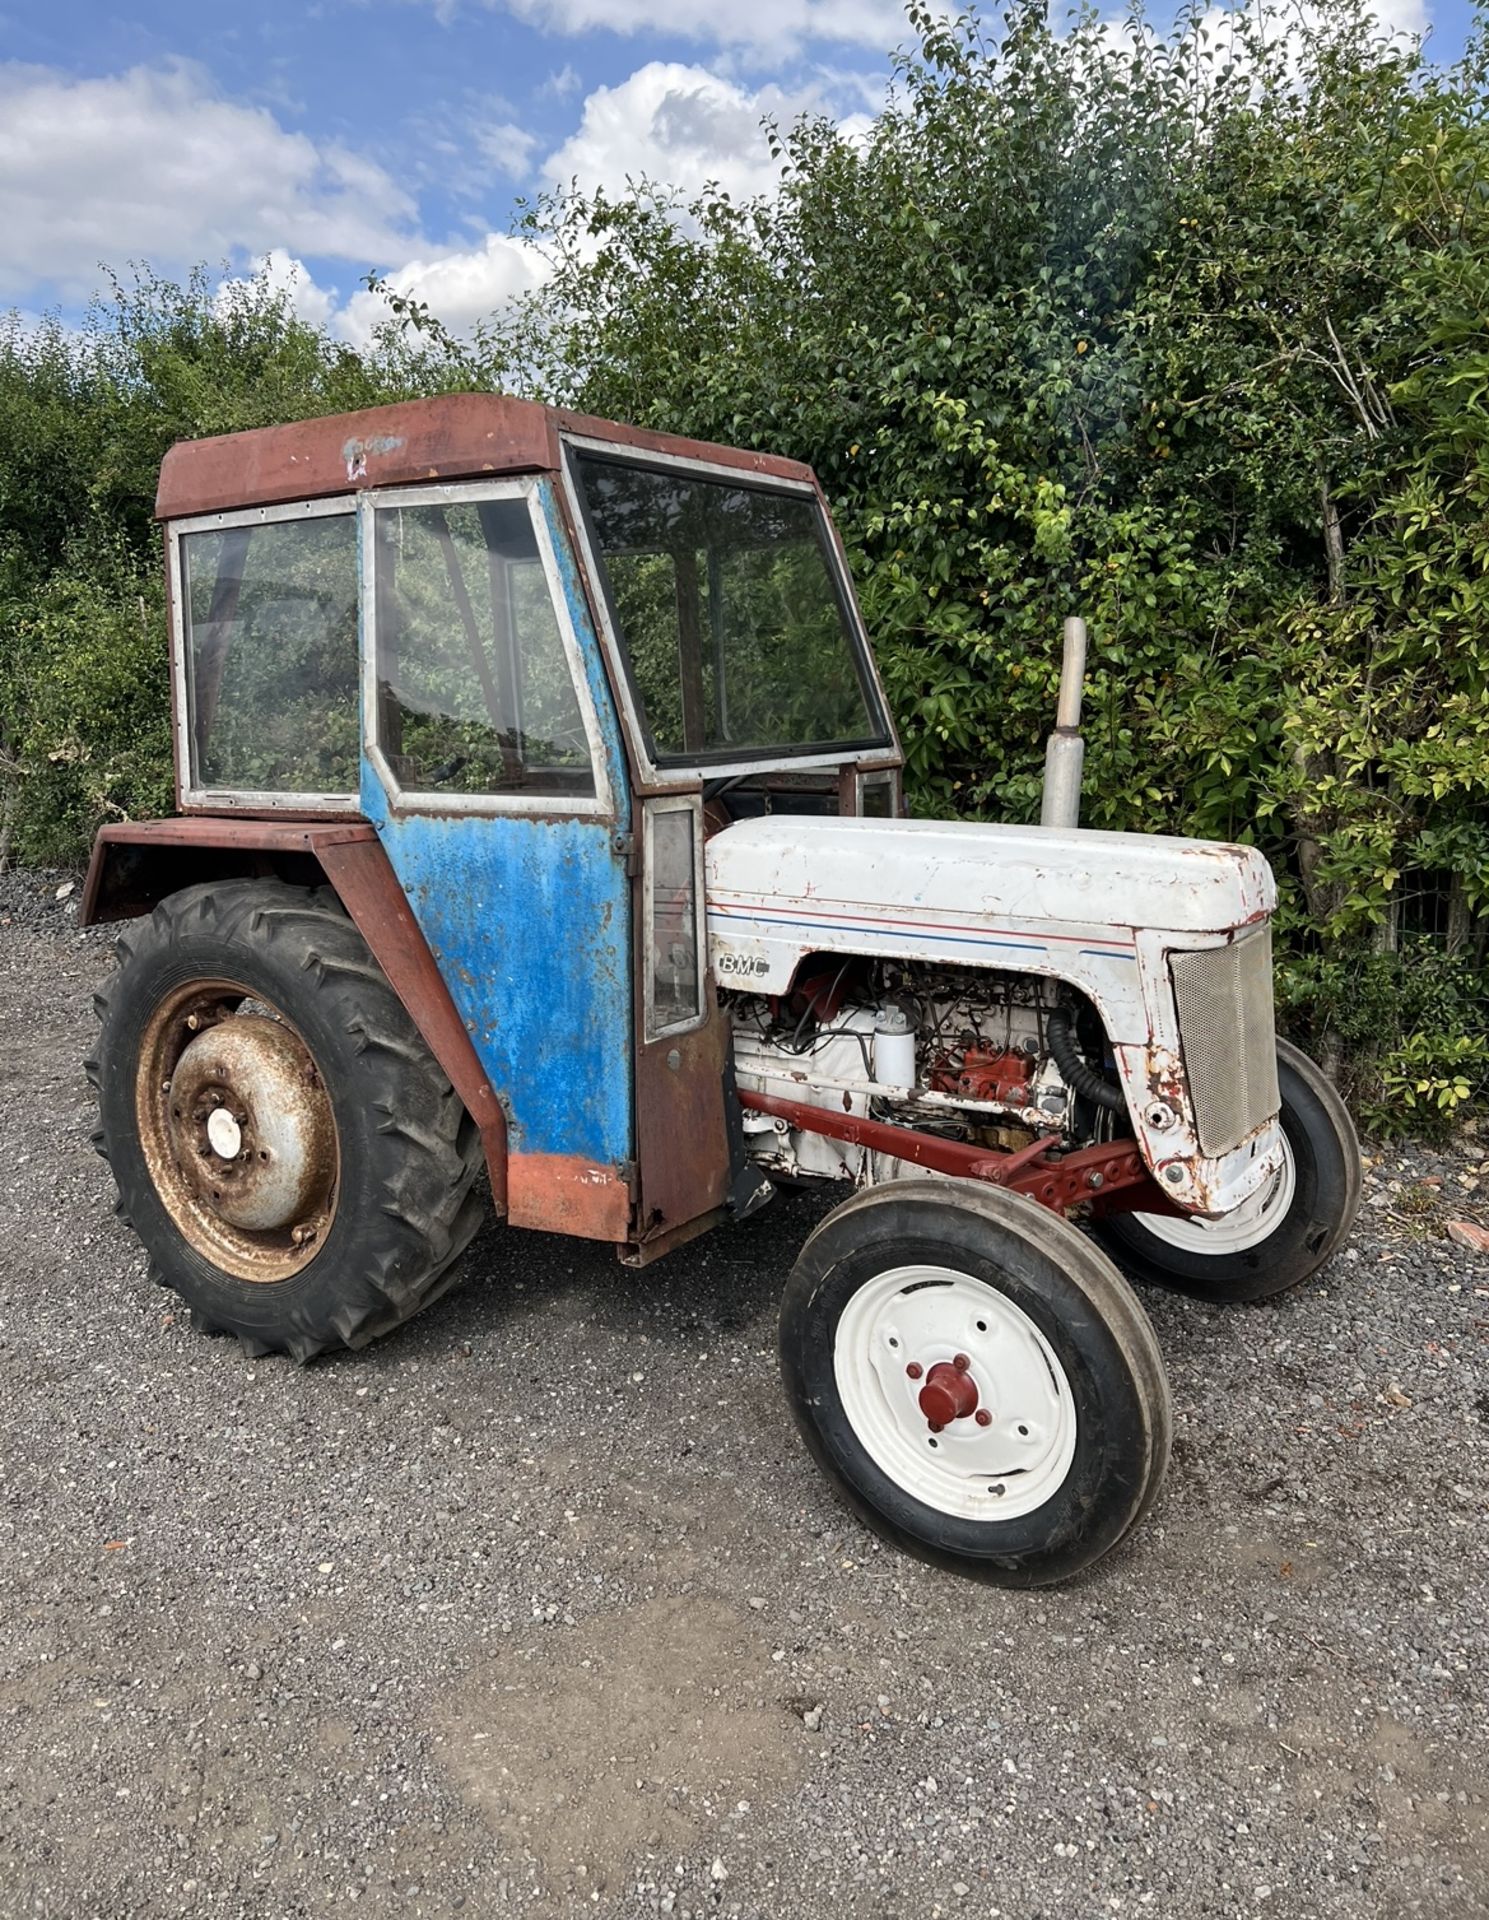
1046,1009 -> 1126,1114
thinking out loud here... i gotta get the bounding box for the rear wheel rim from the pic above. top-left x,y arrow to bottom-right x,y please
134,978 -> 340,1283
832,1265 -> 1078,1522
1133,1134 -> 1296,1255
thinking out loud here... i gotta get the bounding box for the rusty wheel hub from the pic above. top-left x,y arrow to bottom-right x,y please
136,982 -> 339,1282
169,1017 -> 337,1233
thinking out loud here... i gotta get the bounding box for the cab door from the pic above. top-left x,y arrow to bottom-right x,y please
626,787 -> 738,1257
357,476 -> 635,1240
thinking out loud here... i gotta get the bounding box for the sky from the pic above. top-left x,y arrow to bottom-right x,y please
0,0 -> 1478,347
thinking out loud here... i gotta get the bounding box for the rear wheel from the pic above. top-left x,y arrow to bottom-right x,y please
87,880 -> 486,1360
1095,1039 -> 1361,1303
779,1181 -> 1170,1587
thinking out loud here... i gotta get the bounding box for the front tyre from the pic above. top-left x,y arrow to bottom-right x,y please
87,880 -> 486,1361
1095,1039 -> 1362,1304
779,1181 -> 1171,1588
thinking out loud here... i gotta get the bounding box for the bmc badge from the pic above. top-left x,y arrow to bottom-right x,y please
716,949 -> 769,979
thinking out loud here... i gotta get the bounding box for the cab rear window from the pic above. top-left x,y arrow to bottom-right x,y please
180,510 -> 358,799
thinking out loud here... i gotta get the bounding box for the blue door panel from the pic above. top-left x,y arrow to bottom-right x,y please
357,477 -> 634,1179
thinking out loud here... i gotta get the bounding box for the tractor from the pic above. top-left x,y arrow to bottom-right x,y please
82,394 -> 1360,1586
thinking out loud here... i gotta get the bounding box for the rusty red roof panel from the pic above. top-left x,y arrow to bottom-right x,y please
155,392 -> 818,520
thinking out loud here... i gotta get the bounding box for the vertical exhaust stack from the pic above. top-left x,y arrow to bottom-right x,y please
1040,615 -> 1087,831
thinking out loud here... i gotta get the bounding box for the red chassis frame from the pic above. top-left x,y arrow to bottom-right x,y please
737,1090 -> 1185,1220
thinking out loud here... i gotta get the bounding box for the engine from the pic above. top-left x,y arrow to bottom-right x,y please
727,959 -> 1124,1186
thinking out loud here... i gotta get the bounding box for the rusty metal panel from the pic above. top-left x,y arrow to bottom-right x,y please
156,394 -> 559,521
628,783 -> 734,1245
507,1152 -> 632,1239
155,394 -> 821,526
631,981 -> 732,1243
552,408 -> 817,485
88,817 -> 377,854
81,818 -> 377,923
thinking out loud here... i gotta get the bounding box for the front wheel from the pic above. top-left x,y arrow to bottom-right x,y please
1094,1039 -> 1362,1304
779,1181 -> 1171,1587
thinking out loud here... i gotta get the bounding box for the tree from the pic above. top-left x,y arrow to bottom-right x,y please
417,0 -> 1488,1121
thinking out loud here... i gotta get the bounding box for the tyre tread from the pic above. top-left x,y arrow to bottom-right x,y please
91,879 -> 487,1359
782,1179 -> 1171,1587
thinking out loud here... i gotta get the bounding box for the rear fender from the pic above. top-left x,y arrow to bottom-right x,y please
82,820 -> 509,1212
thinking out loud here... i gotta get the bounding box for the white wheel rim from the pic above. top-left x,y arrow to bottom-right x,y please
1133,1133 -> 1296,1255
833,1265 -> 1079,1522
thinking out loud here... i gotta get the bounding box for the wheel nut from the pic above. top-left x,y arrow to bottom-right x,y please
975,1409 -> 992,1427
905,1362 -> 923,1380
953,1352 -> 970,1372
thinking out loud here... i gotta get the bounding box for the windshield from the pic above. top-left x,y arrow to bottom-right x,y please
573,451 -> 889,767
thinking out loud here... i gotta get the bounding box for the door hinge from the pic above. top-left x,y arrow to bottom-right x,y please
612,829 -> 639,878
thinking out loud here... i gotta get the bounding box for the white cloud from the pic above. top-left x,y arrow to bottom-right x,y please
0,60 -> 420,302
333,60 -> 881,344
1108,0 -> 1430,73
424,0 -> 924,62
331,61 -> 879,342
542,60 -> 875,207
475,119 -> 541,181
217,249 -> 338,329
335,231 -> 548,346
541,62 -> 583,99
0,43 -> 888,349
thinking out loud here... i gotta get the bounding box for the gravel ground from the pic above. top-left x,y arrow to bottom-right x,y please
0,868 -> 1485,1920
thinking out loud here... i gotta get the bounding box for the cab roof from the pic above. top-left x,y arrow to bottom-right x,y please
154,391 -> 819,521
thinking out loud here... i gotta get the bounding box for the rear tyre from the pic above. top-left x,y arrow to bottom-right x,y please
87,880 -> 486,1360
779,1181 -> 1170,1587
1094,1039 -> 1361,1304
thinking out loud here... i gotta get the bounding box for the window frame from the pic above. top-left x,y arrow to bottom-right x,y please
168,494 -> 361,812
560,436 -> 902,786
642,792 -> 709,1042
856,768 -> 902,818
359,476 -> 614,820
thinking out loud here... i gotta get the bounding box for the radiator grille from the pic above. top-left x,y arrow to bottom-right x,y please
1170,927 -> 1280,1157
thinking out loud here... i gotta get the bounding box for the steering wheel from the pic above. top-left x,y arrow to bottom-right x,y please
423,752 -> 470,788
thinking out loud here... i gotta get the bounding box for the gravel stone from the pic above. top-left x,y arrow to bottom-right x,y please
0,900 -> 1485,1918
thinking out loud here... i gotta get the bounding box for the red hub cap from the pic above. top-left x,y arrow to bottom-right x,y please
917,1354 -> 980,1432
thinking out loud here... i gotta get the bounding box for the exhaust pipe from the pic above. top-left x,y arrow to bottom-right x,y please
1040,615 -> 1087,830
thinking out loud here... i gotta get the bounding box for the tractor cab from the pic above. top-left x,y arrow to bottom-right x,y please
88,395 -> 903,1263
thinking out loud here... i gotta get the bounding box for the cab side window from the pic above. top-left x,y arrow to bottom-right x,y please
371,497 -> 595,799
181,511 -> 359,798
